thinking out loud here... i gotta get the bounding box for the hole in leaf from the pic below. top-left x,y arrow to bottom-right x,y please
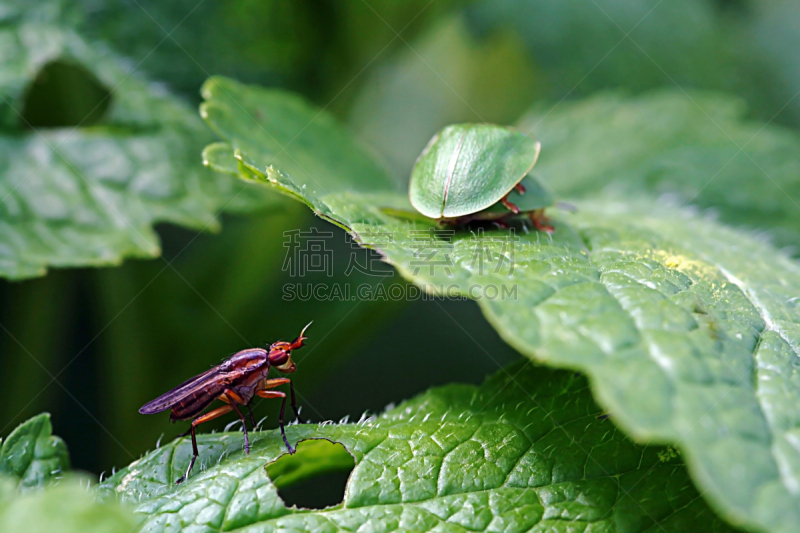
21,60 -> 111,128
265,439 -> 355,510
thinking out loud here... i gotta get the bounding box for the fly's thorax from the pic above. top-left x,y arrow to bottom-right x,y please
219,347 -> 269,373
256,375 -> 272,391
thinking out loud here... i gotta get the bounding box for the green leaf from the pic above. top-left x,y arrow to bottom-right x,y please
520,91 -> 800,250
202,142 -> 241,177
0,475 -> 139,533
101,362 -> 736,531
77,0 -> 464,105
76,0 -> 323,99
200,77 -> 399,223
0,414 -> 69,491
200,77 -> 397,205
0,412 -> 137,530
201,79 -> 800,532
0,1 -> 277,280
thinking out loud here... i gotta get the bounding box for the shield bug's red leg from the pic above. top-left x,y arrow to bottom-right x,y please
514,182 -> 526,194
500,193 -> 520,214
258,390 -> 295,453
176,404 -> 234,484
530,209 -> 554,233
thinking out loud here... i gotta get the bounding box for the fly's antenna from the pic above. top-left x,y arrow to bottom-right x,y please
292,321 -> 312,349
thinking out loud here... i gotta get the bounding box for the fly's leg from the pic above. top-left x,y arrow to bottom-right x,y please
220,389 -> 252,453
226,397 -> 250,454
530,209 -> 554,233
176,426 -> 198,486
289,380 -> 304,424
247,404 -> 257,429
259,378 -> 304,423
277,392 -> 293,453
257,389 -> 295,453
175,405 -> 234,484
500,193 -> 520,214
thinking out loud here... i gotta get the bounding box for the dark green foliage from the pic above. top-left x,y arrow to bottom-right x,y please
0,1 -> 277,279
3,2 -> 800,532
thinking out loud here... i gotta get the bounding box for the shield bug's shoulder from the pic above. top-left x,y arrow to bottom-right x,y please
478,174 -> 553,216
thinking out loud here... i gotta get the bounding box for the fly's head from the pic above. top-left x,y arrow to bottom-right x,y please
268,322 -> 311,374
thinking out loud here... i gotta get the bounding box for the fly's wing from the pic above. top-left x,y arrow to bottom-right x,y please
138,366 -> 222,414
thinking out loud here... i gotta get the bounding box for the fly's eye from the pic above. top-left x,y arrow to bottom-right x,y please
270,349 -> 289,366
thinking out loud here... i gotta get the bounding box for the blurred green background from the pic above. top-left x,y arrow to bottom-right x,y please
2,0 -> 800,478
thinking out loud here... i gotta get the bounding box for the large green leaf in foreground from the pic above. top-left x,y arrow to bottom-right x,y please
202,77 -> 800,532
101,362 -> 735,531
0,1 -> 275,280
0,413 -> 68,491
0,476 -> 139,533
0,414 -> 138,532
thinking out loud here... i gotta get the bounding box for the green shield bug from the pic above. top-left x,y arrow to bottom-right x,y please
407,123 -> 554,231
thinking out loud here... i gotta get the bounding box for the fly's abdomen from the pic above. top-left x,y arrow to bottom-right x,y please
170,382 -> 225,421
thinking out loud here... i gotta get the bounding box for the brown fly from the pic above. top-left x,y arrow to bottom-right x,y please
139,323 -> 311,484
